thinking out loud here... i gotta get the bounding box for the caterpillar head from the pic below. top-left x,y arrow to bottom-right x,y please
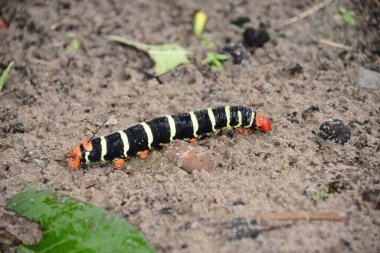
256,113 -> 272,132
67,145 -> 82,169
67,140 -> 92,169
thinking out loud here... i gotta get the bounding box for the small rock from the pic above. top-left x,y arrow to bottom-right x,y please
288,63 -> 303,76
362,189 -> 380,210
12,123 -> 25,134
231,17 -> 250,27
327,180 -> 352,194
228,218 -> 261,240
222,43 -> 250,64
302,105 -> 319,120
348,67 -> 380,89
243,27 -> 270,49
319,119 -> 351,144
99,83 -> 109,88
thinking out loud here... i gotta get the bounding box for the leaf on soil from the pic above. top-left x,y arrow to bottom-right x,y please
108,35 -> 190,76
6,187 -> 156,253
0,61 -> 14,92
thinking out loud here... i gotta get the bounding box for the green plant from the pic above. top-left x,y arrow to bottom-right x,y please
202,52 -> 229,72
65,32 -> 81,51
314,190 -> 327,200
200,34 -> 216,50
334,6 -> 356,26
193,10 -> 207,37
0,61 -> 14,92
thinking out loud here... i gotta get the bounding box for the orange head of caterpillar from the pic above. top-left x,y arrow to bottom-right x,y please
66,140 -> 92,169
67,145 -> 82,169
256,113 -> 272,133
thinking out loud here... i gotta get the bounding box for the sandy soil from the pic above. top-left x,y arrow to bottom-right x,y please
1,0 -> 379,252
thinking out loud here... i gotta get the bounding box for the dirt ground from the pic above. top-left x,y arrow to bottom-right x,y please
1,0 -> 379,252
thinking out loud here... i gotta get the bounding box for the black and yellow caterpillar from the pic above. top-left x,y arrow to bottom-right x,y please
67,105 -> 272,169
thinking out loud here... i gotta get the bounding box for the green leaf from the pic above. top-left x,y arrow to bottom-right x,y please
215,54 -> 229,61
334,14 -> 342,21
343,14 -> 356,26
201,53 -> 228,72
338,6 -> 347,13
66,38 -> 80,51
0,61 -> 14,92
108,35 -> 190,76
7,187 -> 156,253
201,53 -> 214,65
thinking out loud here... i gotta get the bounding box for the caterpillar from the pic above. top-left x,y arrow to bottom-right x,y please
67,105 -> 272,169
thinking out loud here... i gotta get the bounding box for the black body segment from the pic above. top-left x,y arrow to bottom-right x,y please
104,132 -> 124,161
212,107 -> 228,129
125,124 -> 148,157
241,107 -> 253,127
172,113 -> 194,140
87,137 -> 102,162
146,116 -> 171,146
194,109 -> 213,136
82,106 -> 258,164
229,106 -> 241,127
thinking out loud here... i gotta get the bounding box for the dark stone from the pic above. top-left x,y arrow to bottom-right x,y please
302,105 -> 319,120
319,119 -> 351,144
99,83 -> 109,88
288,63 -> 303,76
327,181 -> 352,194
12,123 -> 25,134
362,189 -> 380,210
231,16 -> 251,27
222,43 -> 250,64
232,198 -> 245,206
286,111 -> 299,124
228,218 -> 260,240
243,27 -> 270,48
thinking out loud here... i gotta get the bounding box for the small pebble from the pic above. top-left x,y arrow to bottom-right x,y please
12,123 -> 25,134
362,189 -> 380,210
243,27 -> 270,49
348,67 -> 380,89
288,63 -> 303,76
231,16 -> 250,27
222,43 -> 250,64
319,119 -> 351,144
228,218 -> 261,240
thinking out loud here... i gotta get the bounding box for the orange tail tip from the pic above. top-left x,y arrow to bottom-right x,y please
67,145 -> 82,169
256,114 -> 272,133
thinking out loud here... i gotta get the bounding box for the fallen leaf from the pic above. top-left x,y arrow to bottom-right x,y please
7,187 -> 156,253
109,35 -> 190,76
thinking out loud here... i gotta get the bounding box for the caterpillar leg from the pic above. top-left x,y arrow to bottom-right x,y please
138,150 -> 149,159
188,138 -> 198,143
244,129 -> 254,135
237,128 -> 254,135
113,158 -> 126,169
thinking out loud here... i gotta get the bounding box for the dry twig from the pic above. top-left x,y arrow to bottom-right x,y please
255,211 -> 347,222
278,0 -> 333,29
316,38 -> 354,51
